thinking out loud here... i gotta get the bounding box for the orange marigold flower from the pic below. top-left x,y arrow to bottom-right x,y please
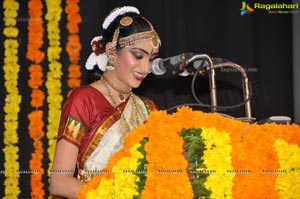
30,88 -> 45,108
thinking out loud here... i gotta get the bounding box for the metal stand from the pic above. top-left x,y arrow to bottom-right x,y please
184,54 -> 253,120
183,54 -> 217,112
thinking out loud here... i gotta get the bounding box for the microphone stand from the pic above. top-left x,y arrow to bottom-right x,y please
183,54 -> 217,112
213,62 -> 252,120
184,55 -> 253,120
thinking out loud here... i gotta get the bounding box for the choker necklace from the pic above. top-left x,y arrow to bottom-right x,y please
102,76 -> 132,102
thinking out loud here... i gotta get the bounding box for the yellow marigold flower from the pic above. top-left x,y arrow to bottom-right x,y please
3,131 -> 18,145
47,46 -> 62,60
4,54 -> 18,64
4,48 -> 17,56
4,39 -> 18,48
3,27 -> 19,37
4,17 -> 17,26
4,104 -> 20,116
4,10 -> 18,18
5,80 -> 17,90
3,0 -> 19,9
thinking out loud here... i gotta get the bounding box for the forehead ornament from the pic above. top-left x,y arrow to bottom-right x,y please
118,17 -> 161,48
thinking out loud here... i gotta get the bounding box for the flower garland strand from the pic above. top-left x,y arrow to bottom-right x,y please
65,0 -> 82,95
2,0 -> 22,198
27,111 -> 45,197
231,123 -> 280,199
201,127 -> 234,199
140,110 -> 194,198
45,0 -> 63,194
26,0 -> 45,198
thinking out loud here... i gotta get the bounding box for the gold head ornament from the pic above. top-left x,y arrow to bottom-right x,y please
110,16 -> 161,52
118,16 -> 161,49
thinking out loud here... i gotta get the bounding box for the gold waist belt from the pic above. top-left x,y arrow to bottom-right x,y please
77,168 -> 109,183
77,169 -> 98,183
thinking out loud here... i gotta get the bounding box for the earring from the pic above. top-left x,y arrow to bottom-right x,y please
108,55 -> 115,64
106,55 -> 115,70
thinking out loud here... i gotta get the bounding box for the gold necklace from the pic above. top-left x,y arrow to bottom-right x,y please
101,77 -> 141,133
102,75 -> 132,102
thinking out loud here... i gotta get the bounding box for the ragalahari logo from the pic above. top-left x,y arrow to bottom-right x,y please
240,2 -> 254,16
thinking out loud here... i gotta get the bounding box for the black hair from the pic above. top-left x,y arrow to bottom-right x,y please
86,10 -> 154,83
101,12 -> 153,51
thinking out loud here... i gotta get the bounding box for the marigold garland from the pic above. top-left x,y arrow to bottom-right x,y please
27,111 -> 45,198
45,0 -> 63,194
77,107 -> 300,198
3,0 -> 21,198
26,0 -> 45,198
140,112 -> 194,199
201,127 -> 234,199
231,123 -> 280,198
65,0 -> 82,95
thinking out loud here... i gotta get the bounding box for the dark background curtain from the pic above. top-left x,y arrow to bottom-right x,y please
79,0 -> 294,120
0,0 -> 296,198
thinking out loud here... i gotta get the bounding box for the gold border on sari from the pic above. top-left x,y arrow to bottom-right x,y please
78,103 -> 125,169
58,116 -> 86,147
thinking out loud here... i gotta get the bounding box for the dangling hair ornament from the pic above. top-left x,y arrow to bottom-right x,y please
85,36 -> 108,71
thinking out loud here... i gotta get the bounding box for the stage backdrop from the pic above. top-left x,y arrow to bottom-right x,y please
0,0 -> 298,198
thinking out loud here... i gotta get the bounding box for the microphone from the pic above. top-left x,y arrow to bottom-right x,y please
151,52 -> 209,76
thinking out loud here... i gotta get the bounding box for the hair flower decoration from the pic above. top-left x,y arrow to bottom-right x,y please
85,36 -> 108,71
102,6 -> 140,30
91,36 -> 104,55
